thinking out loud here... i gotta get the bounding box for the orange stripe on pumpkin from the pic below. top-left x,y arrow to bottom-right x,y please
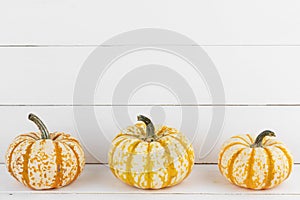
61,138 -> 81,146
167,135 -> 194,176
109,137 -> 128,176
218,142 -> 247,175
275,145 -> 293,179
156,126 -> 168,136
246,134 -> 254,143
64,142 -> 81,186
22,142 -> 34,189
243,148 -> 255,188
263,147 -> 275,189
7,139 -> 28,180
19,133 -> 39,140
117,134 -> 140,139
158,139 -> 178,188
31,132 -> 42,139
231,135 -> 251,145
124,140 -> 141,187
263,139 -> 282,147
52,133 -> 64,141
265,141 -> 282,147
53,142 -> 63,188
146,143 -> 152,188
227,148 -> 245,185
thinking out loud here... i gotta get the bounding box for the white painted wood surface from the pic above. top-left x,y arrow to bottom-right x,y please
0,164 -> 299,198
2,0 -> 300,198
1,0 -> 300,45
1,46 -> 300,104
3,194 -> 300,200
0,106 -> 298,164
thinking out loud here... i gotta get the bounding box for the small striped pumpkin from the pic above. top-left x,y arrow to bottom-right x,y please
6,113 -> 85,190
218,130 -> 293,190
108,115 -> 194,189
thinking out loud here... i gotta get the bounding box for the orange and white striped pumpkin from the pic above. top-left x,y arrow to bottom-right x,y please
218,130 -> 293,190
6,113 -> 85,190
108,115 -> 194,189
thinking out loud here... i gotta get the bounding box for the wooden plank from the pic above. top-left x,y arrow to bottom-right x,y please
1,0 -> 300,45
0,164 -> 298,195
0,105 -> 299,163
1,46 -> 300,104
1,194 -> 300,200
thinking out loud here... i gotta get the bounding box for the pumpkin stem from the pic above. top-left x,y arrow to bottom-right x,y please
137,115 -> 156,142
28,113 -> 50,139
250,130 -> 276,148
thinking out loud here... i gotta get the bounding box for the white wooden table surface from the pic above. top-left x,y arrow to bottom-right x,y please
1,164 -> 299,199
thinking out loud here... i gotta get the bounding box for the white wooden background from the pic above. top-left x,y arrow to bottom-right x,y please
1,0 -> 300,198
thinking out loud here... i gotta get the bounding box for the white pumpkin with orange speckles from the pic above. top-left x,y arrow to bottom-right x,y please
108,115 -> 194,189
218,130 -> 293,190
6,114 -> 85,190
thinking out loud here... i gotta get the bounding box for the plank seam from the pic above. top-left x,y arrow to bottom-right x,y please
1,104 -> 300,107
2,44 -> 300,47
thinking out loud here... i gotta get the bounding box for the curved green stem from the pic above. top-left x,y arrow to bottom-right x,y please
250,130 -> 276,148
137,115 -> 155,141
28,113 -> 50,139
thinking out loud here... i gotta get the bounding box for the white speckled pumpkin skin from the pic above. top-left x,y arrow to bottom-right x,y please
218,134 -> 293,190
108,123 -> 195,189
6,132 -> 85,190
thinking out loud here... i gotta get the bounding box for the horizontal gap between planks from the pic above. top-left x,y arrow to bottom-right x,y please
2,45 -> 300,47
1,104 -> 300,107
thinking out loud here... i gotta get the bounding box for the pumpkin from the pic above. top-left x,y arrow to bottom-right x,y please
108,115 -> 194,189
218,130 -> 293,190
6,113 -> 85,190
